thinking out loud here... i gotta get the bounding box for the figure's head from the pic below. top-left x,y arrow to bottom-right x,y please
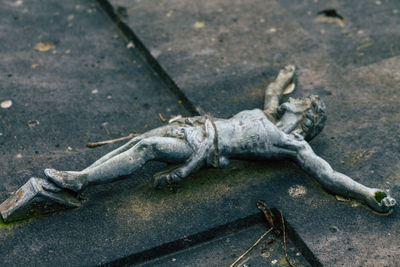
277,95 -> 327,140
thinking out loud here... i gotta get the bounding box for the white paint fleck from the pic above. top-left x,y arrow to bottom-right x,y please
296,252 -> 301,256
1,100 -> 13,109
271,259 -> 278,265
91,89 -> 99,94
126,42 -> 135,49
16,154 -> 22,158
288,185 -> 307,197
107,95 -> 112,99
0,133 -> 3,136
67,146 -> 73,151
268,28 -> 277,33
171,258 -> 176,262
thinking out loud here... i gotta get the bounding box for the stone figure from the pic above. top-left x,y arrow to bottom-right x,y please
0,65 -> 396,222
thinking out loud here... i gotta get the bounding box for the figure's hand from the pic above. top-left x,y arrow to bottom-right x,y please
366,189 -> 396,213
153,170 -> 182,188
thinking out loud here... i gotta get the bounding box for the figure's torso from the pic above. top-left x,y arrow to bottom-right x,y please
215,109 -> 282,159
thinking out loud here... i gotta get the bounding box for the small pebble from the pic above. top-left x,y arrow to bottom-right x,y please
67,146 -> 73,151
126,42 -> 135,49
271,259 -> 278,265
1,100 -> 13,109
16,154 -> 22,159
171,258 -> 176,262
91,89 -> 99,94
107,95 -> 112,99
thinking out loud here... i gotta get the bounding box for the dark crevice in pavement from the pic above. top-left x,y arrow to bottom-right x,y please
283,213 -> 322,267
101,213 -> 264,266
102,209 -> 320,267
96,0 -> 200,116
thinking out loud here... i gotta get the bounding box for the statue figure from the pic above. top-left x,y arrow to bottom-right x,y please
0,65 -> 396,222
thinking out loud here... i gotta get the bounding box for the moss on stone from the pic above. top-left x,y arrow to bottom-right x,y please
375,191 -> 387,202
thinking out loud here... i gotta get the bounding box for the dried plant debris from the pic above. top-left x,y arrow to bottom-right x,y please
34,42 -> 55,52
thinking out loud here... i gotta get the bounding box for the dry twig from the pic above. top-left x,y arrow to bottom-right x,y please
229,227 -> 273,267
231,200 -> 295,267
158,113 -> 166,122
87,133 -> 137,148
280,211 -> 295,267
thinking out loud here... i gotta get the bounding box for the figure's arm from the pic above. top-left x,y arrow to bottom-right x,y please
264,65 -> 296,116
275,134 -> 396,213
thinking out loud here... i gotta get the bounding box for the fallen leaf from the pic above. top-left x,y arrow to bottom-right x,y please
34,42 -> 55,52
1,100 -> 13,109
194,21 -> 205,29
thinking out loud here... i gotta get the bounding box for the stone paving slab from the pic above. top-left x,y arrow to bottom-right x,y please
106,0 -> 400,265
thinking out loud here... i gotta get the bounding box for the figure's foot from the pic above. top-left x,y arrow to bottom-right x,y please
44,168 -> 87,193
365,189 -> 396,213
153,171 -> 182,188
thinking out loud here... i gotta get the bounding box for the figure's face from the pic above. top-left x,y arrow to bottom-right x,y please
278,96 -> 327,140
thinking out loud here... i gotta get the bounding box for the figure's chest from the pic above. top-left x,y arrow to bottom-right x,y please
216,109 -> 275,155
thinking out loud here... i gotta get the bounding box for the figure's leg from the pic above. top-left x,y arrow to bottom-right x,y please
264,65 -> 296,116
83,125 -> 177,171
274,133 -> 396,213
45,137 -> 193,192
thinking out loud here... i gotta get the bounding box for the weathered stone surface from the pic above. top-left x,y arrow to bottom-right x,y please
110,0 -> 336,118
277,0 -> 400,67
